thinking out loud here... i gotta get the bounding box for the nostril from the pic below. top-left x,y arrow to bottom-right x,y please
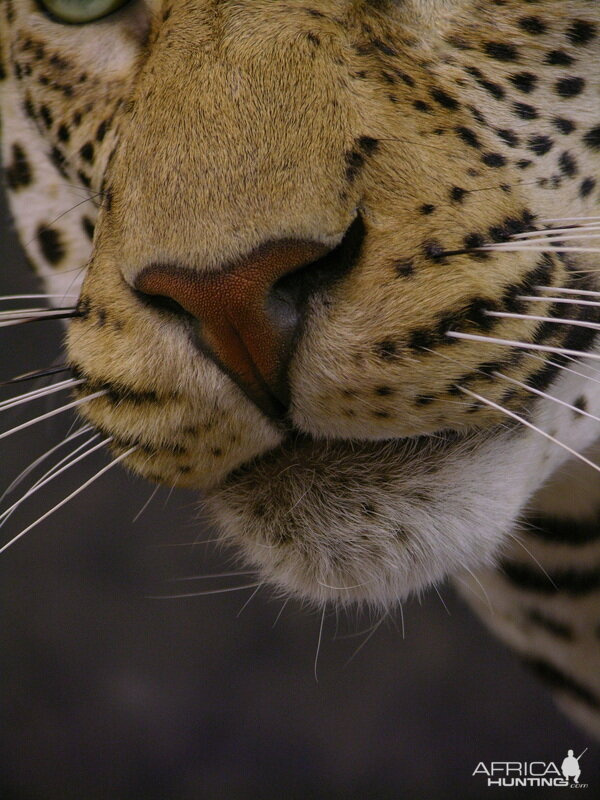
135,290 -> 191,319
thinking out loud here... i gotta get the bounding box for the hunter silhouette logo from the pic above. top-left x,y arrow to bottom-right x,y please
472,748 -> 589,789
561,749 -> 587,784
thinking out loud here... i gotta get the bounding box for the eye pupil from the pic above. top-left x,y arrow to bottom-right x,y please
39,0 -> 131,25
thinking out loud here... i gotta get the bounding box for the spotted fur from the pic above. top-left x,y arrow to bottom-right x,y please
1,0 -> 600,738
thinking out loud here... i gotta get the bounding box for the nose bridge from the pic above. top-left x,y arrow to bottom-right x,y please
106,25 -> 353,280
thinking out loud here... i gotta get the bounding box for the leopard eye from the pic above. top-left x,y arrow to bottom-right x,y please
38,0 -> 131,24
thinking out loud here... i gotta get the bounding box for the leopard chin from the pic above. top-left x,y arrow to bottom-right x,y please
204,425 -> 523,606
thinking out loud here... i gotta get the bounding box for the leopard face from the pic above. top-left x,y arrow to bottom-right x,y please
2,0 -> 600,605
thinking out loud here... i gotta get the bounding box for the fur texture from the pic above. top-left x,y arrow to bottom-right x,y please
2,0 -> 600,736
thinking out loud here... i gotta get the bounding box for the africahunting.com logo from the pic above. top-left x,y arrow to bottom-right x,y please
473,749 -> 589,789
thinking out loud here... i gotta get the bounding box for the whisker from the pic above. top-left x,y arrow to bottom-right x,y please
458,386 -> 600,475
314,605 -> 326,683
132,484 -> 161,523
445,331 -> 600,361
237,581 -> 265,617
0,311 -> 81,328
0,365 -> 72,387
517,295 -> 600,308
0,390 -> 107,442
344,611 -> 388,667
0,294 -> 78,303
24,193 -> 104,248
484,309 -> 600,332
493,371 -> 600,424
511,224 -> 600,239
0,306 -> 75,320
523,352 -> 600,388
505,531 -> 558,591
0,435 -> 107,528
539,216 -> 600,223
170,570 -> 257,583
482,244 -> 600,253
534,286 -> 600,298
0,424 -> 92,502
147,581 -> 263,600
272,598 -> 290,628
0,378 -> 85,414
0,445 -> 136,555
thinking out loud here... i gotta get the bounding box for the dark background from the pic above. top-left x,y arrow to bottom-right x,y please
1,186 -> 598,800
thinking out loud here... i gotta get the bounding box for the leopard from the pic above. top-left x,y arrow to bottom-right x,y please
1,0 -> 600,742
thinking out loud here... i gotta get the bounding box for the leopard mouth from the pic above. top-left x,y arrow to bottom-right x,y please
203,424 -> 518,607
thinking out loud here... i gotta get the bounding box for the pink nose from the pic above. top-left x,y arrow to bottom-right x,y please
135,239 -> 330,417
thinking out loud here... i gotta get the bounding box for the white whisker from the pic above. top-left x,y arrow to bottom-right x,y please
345,611 -> 388,666
507,232 -> 600,243
171,570 -> 257,583
0,294 -> 78,303
534,286 -> 600,298
518,295 -> 600,308
132,484 -> 161,523
505,532 -> 558,591
0,390 -> 107,442
0,378 -> 85,413
484,310 -> 600,331
0,435 -> 107,528
0,425 -> 92,502
147,581 -> 262,600
482,245 -> 600,253
458,386 -> 600,475
493,371 -> 600,424
0,445 -> 136,555
524,352 -> 600,387
539,216 -> 600,223
237,581 -> 265,617
446,331 -> 600,360
511,224 -> 600,239
314,605 -> 326,683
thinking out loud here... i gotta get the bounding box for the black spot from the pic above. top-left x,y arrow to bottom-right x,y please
516,158 -> 533,170
483,41 -> 519,61
306,32 -> 320,46
518,16 -> 547,35
394,70 -> 415,87
508,72 -> 537,93
372,39 -> 397,57
512,102 -> 538,120
583,124 -> 600,151
495,128 -> 520,148
527,134 -> 554,156
573,395 -> 588,416
57,123 -> 70,143
357,136 -> 379,155
375,386 -> 394,396
481,151 -> 506,167
555,75 -> 585,97
79,142 -> 94,163
77,170 -> 91,188
36,225 -> 66,265
415,394 -> 434,406
394,260 -> 414,277
455,126 -> 481,148
579,176 -> 596,198
430,87 -> 459,110
374,340 -> 399,360
96,120 -> 109,142
413,100 -> 431,112
81,216 -> 95,241
49,146 -> 68,177
544,49 -> 574,66
558,150 -> 577,177
23,95 -> 36,121
450,186 -> 468,203
5,143 -> 33,190
39,104 -> 53,129
552,116 -> 576,135
419,204 -> 436,215
566,20 -> 597,46
423,239 -> 445,260
408,330 -> 435,350
464,66 -> 505,100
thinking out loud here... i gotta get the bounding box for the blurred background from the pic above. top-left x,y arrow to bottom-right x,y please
1,185 -> 598,800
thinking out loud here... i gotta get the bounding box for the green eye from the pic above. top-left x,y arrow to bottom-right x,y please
39,0 -> 131,24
